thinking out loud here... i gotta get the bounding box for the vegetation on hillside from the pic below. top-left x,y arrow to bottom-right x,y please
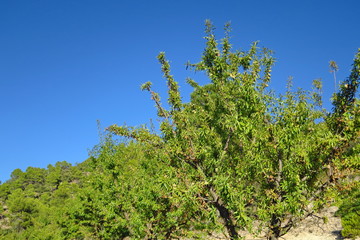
1,22 -> 359,240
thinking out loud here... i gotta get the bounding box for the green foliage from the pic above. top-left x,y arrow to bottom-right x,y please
64,136 -> 215,239
330,49 -> 360,134
335,180 -> 360,239
0,161 -> 90,239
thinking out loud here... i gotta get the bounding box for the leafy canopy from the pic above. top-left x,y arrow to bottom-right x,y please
108,21 -> 359,239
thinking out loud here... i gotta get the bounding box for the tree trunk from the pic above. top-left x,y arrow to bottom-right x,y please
209,186 -> 239,239
267,215 -> 281,240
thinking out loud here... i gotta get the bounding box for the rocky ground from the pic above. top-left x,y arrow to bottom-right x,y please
206,206 -> 359,240
279,206 -> 346,240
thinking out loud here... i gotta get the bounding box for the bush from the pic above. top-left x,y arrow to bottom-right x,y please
336,181 -> 360,239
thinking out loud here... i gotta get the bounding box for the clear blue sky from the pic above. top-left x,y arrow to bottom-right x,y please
1,0 -> 359,183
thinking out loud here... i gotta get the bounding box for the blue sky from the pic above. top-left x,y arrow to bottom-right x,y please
1,0 -> 359,183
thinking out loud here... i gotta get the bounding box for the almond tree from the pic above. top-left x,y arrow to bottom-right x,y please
108,22 -> 360,239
